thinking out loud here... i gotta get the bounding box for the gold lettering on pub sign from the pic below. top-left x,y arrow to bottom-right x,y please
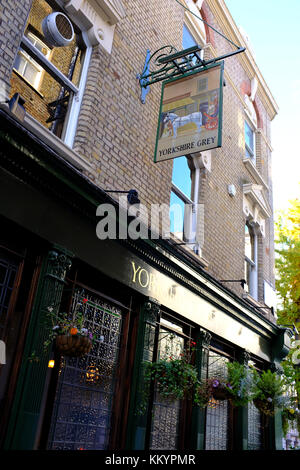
131,261 -> 157,291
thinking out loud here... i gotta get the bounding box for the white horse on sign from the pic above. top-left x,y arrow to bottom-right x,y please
163,111 -> 202,138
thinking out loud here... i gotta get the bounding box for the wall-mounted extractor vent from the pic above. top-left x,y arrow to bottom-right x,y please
42,12 -> 74,47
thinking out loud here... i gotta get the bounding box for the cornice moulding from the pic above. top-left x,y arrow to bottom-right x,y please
243,183 -> 272,219
90,0 -> 126,24
63,0 -> 126,51
243,157 -> 269,190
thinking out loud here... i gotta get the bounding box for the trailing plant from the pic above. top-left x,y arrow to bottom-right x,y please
195,361 -> 254,407
138,342 -> 198,414
282,406 -> 300,438
251,369 -> 287,416
194,377 -> 230,407
44,298 -> 94,351
225,361 -> 255,406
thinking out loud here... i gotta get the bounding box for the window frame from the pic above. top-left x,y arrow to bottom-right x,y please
244,222 -> 258,300
13,32 -> 51,91
170,156 -> 199,248
12,1 -> 93,147
244,119 -> 256,165
168,24 -> 203,252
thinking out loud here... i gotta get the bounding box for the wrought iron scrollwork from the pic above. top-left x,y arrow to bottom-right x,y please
138,44 -> 205,93
137,42 -> 245,103
198,328 -> 212,350
48,249 -> 72,282
144,298 -> 160,324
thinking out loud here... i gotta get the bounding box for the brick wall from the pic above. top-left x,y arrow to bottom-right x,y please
0,0 -> 32,95
0,0 -> 277,310
73,0 -> 184,213
9,0 -> 83,136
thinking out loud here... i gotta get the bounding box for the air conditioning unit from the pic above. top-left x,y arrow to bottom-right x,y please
42,12 -> 74,47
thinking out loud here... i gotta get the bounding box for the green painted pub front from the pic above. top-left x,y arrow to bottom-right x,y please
0,108 -> 292,451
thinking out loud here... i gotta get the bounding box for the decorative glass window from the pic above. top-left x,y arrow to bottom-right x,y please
244,222 -> 258,300
205,351 -> 230,450
47,288 -> 124,450
149,320 -> 184,450
245,120 -> 256,164
13,32 -> 51,90
248,401 -> 262,449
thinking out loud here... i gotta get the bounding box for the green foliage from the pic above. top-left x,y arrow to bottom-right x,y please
225,361 -> 255,407
251,369 -> 286,415
194,379 -> 212,408
145,358 -> 198,400
138,347 -> 198,415
195,362 -> 255,408
282,407 -> 300,437
43,299 -> 94,353
275,199 -> 300,327
281,354 -> 300,399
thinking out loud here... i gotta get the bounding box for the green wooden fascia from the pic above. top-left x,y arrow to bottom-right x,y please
0,111 -> 287,351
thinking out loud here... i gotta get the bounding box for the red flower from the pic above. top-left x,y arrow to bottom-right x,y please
82,298 -> 88,303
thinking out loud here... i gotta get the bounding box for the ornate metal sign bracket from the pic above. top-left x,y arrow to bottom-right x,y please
137,43 -> 245,103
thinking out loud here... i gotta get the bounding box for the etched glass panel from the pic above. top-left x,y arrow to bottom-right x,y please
149,324 -> 184,450
47,288 -> 122,450
205,352 -> 229,450
248,401 -> 262,449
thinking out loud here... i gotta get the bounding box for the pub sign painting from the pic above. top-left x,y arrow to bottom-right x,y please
154,62 -> 224,162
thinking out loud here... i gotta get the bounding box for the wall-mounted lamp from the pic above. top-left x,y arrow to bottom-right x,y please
48,359 -> 55,368
227,184 -> 236,197
8,93 -> 26,122
105,189 -> 140,205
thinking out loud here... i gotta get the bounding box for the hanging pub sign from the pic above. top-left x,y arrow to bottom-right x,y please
154,61 -> 224,163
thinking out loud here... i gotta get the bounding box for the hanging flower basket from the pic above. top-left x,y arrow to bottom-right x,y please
253,397 -> 275,416
55,334 -> 92,357
211,384 -> 232,401
43,297 -> 94,358
251,369 -> 286,416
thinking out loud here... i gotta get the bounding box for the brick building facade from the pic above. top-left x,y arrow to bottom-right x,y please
0,0 -> 292,451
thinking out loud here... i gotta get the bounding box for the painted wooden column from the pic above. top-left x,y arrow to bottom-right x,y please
190,328 -> 211,449
4,245 -> 73,450
125,298 -> 160,450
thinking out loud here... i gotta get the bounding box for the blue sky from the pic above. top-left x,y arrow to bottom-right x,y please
225,0 -> 300,214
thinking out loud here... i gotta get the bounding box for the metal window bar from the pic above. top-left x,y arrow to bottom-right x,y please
171,183 -> 194,205
47,287 -> 123,450
21,36 -> 79,94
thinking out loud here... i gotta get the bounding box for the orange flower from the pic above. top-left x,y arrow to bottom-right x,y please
70,327 -> 78,335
